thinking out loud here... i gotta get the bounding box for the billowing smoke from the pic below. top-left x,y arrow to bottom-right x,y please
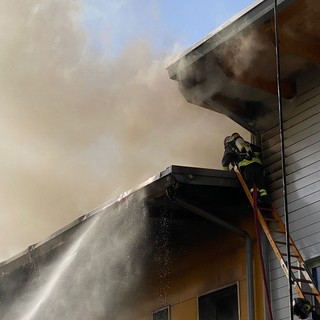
0,1 -> 247,261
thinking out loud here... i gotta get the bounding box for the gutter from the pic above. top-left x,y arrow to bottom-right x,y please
167,189 -> 254,320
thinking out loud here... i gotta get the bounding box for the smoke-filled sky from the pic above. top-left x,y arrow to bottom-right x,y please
0,0 -> 253,261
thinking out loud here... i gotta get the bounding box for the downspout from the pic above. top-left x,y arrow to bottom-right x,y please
273,1 -> 294,318
166,190 -> 254,320
261,232 -> 271,320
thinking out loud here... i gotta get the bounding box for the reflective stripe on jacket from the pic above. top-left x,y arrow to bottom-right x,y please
238,156 -> 262,168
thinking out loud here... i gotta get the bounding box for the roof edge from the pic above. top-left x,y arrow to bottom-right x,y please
0,166 -> 174,268
166,0 -> 295,79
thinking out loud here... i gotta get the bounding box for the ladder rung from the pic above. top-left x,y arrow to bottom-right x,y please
293,278 -> 312,284
272,230 -> 286,234
263,217 -> 277,222
259,207 -> 272,211
276,241 -> 290,245
302,291 -> 319,297
269,229 -> 282,233
276,240 -> 293,246
291,266 -> 305,271
281,252 -> 299,258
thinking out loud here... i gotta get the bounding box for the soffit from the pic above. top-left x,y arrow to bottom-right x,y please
167,0 -> 320,132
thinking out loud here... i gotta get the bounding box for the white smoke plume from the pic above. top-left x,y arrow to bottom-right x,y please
0,0 -> 247,261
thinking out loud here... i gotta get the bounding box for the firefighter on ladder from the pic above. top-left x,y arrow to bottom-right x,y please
222,132 -> 271,208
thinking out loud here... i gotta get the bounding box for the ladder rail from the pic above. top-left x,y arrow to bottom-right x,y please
234,166 -> 320,304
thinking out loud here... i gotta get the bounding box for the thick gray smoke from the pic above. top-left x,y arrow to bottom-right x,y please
0,1 -> 247,261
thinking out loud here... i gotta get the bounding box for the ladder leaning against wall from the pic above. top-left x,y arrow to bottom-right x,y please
234,166 -> 320,305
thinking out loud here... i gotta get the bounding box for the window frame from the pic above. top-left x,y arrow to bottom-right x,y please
306,257 -> 320,313
197,282 -> 240,320
151,305 -> 170,320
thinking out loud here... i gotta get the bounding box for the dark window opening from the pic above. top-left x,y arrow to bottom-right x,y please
312,266 -> 320,288
152,306 -> 170,320
198,284 -> 239,320
312,266 -> 320,315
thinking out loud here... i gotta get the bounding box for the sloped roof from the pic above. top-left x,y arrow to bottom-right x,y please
0,165 -> 250,312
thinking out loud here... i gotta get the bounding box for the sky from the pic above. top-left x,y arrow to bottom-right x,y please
82,0 -> 257,56
0,0 -> 254,262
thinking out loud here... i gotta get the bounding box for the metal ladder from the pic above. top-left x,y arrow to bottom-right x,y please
234,166 -> 320,304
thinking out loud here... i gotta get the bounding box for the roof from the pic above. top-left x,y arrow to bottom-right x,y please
167,0 -> 320,133
0,165 -> 250,310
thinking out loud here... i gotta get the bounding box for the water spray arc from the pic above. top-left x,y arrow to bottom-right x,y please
19,217 -> 99,320
0,192 -> 151,320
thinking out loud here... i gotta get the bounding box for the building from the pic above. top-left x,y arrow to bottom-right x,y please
167,0 -> 320,318
0,166 -> 260,319
1,0 -> 320,319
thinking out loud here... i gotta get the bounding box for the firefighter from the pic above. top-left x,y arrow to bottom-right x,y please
222,132 -> 270,208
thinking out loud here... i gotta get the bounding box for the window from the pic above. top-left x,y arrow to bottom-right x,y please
306,258 -> 320,315
152,306 -> 170,320
312,265 -> 320,314
198,284 -> 239,320
312,266 -> 320,289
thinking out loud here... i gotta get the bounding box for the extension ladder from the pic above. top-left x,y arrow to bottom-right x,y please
234,166 -> 320,304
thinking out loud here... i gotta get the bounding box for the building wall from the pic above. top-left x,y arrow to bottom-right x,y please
127,217 -> 265,320
262,67 -> 320,319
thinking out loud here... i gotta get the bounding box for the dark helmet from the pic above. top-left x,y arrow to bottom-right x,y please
293,298 -> 313,319
231,132 -> 241,140
224,136 -> 232,147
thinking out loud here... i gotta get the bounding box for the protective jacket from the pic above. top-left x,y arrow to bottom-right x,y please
222,139 -> 262,170
222,137 -> 270,206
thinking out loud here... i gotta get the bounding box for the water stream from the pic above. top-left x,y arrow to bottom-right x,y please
21,217 -> 99,320
3,194 -> 150,320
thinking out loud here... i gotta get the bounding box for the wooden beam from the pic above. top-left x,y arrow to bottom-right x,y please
214,26 -> 297,99
218,61 -> 296,99
235,71 -> 296,99
270,19 -> 320,65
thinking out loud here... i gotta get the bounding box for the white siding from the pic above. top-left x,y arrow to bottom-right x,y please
262,68 -> 320,319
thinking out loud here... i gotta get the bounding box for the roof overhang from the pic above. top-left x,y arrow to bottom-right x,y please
167,0 -> 320,133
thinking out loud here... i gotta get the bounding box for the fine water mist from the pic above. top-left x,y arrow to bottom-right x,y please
2,193 -> 153,320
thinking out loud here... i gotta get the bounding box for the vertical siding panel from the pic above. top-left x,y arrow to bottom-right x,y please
261,70 -> 320,319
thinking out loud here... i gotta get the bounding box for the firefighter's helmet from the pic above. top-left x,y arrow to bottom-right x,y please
231,132 -> 241,140
293,298 -> 313,319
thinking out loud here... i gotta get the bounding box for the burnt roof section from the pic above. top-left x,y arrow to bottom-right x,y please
167,0 -> 320,133
0,165 -> 250,306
